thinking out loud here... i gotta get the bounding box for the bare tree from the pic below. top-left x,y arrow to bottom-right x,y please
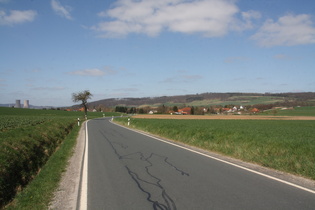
72,90 -> 93,118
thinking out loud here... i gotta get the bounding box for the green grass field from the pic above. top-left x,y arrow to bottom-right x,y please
0,106 -> 118,117
267,106 -> 315,116
115,117 -> 315,180
150,95 -> 286,108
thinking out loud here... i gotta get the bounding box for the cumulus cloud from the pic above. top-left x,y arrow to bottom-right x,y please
92,0 -> 259,38
0,9 -> 37,25
51,0 -> 73,20
239,10 -> 261,29
69,67 -> 117,77
251,14 -> 315,47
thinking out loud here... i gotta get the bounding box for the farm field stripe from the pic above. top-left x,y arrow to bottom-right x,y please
132,114 -> 315,120
112,120 -> 315,195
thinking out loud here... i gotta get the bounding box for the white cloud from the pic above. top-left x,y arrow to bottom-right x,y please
51,0 -> 73,20
239,10 -> 261,29
69,69 -> 105,76
91,0 -> 258,38
0,10 -> 37,25
251,14 -> 315,47
69,67 -> 117,77
242,10 -> 261,21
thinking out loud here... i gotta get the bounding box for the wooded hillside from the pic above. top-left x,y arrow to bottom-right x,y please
72,92 -> 315,110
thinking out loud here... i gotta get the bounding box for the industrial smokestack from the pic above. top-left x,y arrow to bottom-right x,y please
24,100 -> 29,108
15,100 -> 21,108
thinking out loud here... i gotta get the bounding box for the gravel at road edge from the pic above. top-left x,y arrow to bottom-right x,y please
49,121 -> 86,210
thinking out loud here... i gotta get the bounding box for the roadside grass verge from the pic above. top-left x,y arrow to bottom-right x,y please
4,123 -> 81,210
0,107 -> 123,208
114,118 -> 315,180
0,119 -> 76,208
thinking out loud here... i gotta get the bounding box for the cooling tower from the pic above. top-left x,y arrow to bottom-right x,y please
24,100 -> 29,108
15,100 -> 21,108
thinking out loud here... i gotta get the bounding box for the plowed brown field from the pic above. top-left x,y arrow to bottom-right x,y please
132,114 -> 315,120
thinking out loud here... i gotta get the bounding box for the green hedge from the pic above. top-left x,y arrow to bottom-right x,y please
0,119 -> 75,208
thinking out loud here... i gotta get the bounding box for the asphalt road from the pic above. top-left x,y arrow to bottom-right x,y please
83,118 -> 315,210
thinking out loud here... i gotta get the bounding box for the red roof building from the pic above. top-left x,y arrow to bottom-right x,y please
178,107 -> 192,115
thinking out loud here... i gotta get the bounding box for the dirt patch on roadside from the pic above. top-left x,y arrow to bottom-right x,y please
49,122 -> 86,210
132,114 -> 315,120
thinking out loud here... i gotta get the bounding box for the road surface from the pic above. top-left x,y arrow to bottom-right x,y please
81,118 -> 315,209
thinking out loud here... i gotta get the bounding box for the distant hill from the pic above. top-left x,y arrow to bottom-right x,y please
0,104 -> 12,108
76,92 -> 315,109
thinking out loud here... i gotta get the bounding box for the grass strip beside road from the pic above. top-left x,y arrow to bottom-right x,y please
0,119 -> 76,208
4,123 -> 81,210
114,118 -> 315,180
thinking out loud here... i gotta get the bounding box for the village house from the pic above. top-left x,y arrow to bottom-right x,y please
170,107 -> 192,115
222,108 -> 232,113
250,108 -> 260,113
178,107 -> 192,115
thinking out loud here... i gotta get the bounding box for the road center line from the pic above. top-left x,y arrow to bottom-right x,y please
112,120 -> 315,195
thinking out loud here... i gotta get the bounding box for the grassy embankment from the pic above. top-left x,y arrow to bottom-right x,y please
114,107 -> 315,180
0,107 -> 119,209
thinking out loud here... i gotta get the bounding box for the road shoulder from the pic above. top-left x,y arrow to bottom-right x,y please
49,121 -> 86,210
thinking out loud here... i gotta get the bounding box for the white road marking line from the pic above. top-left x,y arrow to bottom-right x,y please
80,121 -> 89,210
112,121 -> 315,195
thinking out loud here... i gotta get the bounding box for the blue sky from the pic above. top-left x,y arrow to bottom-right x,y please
1,0 -> 315,107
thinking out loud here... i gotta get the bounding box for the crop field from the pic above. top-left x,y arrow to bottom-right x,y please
265,106 -> 315,116
187,95 -> 284,106
0,116 -> 47,131
151,95 -> 286,108
115,117 -> 315,180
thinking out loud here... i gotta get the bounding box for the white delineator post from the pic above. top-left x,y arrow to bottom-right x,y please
78,118 -> 80,126
128,118 -> 130,126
